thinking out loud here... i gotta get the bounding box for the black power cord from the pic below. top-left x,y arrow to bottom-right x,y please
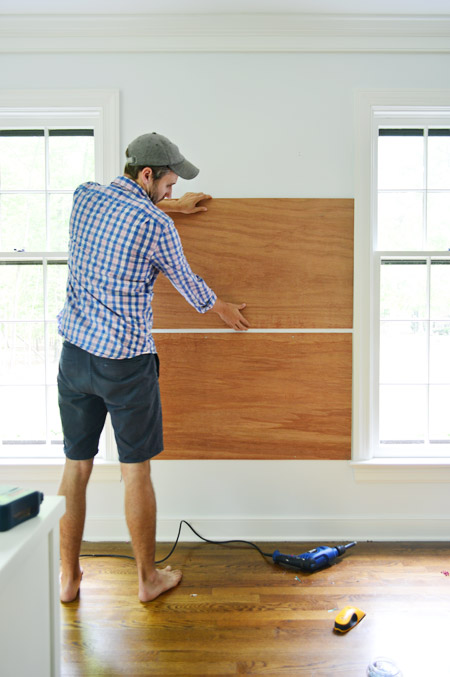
80,519 -> 272,564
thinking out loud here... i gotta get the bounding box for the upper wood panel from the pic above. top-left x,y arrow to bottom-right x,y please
156,333 -> 352,460
152,198 -> 354,329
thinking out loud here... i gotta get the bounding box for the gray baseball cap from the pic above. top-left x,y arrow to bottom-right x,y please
126,132 -> 199,180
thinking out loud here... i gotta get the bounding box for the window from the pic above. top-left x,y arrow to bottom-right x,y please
353,92 -> 450,467
375,121 -> 450,457
0,90 -> 119,462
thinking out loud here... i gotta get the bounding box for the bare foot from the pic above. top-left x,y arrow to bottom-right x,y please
139,565 -> 182,603
60,568 -> 83,603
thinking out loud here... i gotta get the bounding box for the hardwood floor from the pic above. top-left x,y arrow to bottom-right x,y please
61,540 -> 450,676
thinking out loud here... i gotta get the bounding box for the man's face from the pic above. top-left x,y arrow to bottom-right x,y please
146,170 -> 178,204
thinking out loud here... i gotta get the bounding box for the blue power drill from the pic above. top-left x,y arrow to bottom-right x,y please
272,542 -> 357,572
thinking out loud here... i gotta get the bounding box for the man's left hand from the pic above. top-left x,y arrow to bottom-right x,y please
158,192 -> 212,215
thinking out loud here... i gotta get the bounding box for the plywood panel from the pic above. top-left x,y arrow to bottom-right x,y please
152,199 -> 353,329
156,333 -> 351,460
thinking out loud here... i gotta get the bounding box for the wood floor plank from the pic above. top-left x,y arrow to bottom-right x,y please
61,541 -> 450,676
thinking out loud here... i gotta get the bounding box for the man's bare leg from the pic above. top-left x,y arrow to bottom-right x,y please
120,460 -> 182,602
58,458 -> 94,602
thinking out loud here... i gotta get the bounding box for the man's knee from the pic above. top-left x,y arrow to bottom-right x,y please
64,457 -> 94,484
120,459 -> 151,485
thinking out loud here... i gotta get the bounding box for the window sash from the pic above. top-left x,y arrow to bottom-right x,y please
374,120 -> 450,252
372,253 -> 450,458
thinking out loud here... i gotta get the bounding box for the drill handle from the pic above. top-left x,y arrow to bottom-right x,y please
272,550 -> 306,570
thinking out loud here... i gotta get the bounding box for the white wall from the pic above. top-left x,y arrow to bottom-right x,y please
3,50 -> 450,541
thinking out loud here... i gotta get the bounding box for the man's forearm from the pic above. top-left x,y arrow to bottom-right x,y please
156,199 -> 178,213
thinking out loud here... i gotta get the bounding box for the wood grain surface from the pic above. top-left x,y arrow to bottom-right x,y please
152,198 -> 354,329
61,540 -> 450,676
155,333 -> 352,460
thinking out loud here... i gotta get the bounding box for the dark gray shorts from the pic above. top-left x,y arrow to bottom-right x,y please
57,341 -> 163,464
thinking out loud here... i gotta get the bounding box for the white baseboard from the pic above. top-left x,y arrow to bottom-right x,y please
83,517 -> 450,543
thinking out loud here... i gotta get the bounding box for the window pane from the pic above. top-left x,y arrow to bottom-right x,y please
380,261 -> 428,320
0,385 -> 46,443
428,131 -> 450,190
378,132 -> 424,190
380,321 -> 427,385
430,323 -> 450,384
0,194 -> 46,251
379,385 -> 427,443
427,193 -> 450,251
0,263 -> 44,320
0,133 -> 45,191
48,193 -> 72,251
48,132 -> 95,190
46,262 -> 68,320
377,192 -> 423,250
430,261 -> 450,320
429,385 -> 450,444
0,322 -> 45,385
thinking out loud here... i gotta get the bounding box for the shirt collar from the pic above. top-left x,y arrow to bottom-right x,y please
111,175 -> 149,201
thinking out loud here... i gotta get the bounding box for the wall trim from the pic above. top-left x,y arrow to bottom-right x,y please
83,516 -> 450,542
1,14 -> 450,53
0,88 -> 120,182
352,89 -> 450,466
4,457 -> 450,484
0,461 -> 122,483
351,459 -> 450,482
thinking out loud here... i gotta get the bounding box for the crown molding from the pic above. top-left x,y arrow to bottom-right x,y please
1,13 -> 450,53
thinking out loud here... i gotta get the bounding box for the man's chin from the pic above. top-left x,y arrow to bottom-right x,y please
150,191 -> 163,205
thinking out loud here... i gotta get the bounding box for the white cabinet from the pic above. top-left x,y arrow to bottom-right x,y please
0,496 -> 65,677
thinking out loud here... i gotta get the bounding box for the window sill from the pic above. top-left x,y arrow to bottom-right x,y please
351,458 -> 450,482
0,459 -> 121,483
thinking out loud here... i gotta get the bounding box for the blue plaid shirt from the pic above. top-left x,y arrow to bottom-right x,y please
57,176 -> 216,358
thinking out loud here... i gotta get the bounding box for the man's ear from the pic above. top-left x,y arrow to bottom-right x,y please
140,167 -> 153,183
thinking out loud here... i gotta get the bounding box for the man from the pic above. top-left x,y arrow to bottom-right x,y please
57,132 -> 249,603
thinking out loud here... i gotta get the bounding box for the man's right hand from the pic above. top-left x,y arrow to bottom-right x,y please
211,298 -> 250,331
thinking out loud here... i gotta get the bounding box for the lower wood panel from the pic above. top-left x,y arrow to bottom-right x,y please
155,333 -> 351,460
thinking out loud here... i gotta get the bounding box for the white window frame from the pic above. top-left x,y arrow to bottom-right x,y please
0,90 -> 121,481
353,89 -> 450,482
